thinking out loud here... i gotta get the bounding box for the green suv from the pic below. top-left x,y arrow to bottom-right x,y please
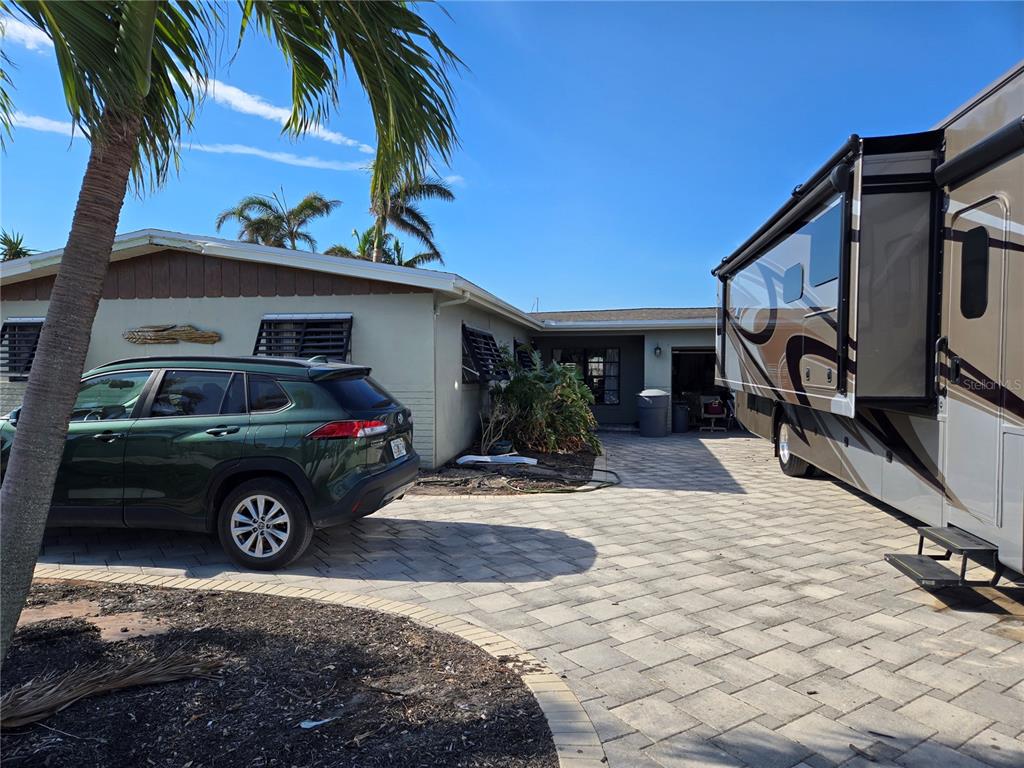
0,356 -> 418,570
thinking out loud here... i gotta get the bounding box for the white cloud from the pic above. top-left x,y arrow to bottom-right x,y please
201,78 -> 375,154
10,111 -> 370,173
190,142 -> 370,172
443,174 -> 466,186
1,16 -> 53,52
12,111 -> 74,136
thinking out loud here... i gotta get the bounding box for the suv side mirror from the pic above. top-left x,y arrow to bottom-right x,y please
6,407 -> 21,426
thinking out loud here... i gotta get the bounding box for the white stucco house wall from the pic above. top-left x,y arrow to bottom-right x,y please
1,230 -> 717,466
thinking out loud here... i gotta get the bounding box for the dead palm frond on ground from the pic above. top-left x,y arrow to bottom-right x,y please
0,650 -> 227,729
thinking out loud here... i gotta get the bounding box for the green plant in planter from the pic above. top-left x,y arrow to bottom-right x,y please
488,348 -> 601,455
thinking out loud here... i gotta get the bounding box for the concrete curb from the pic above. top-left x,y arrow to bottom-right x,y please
31,566 -> 606,768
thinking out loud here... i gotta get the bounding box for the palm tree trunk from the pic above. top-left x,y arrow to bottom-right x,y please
371,216 -> 386,263
0,108 -> 140,660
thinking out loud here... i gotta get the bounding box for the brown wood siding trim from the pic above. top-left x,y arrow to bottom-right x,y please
1,249 -> 431,301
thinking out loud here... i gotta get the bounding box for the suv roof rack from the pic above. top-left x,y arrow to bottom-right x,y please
95,355 -> 358,369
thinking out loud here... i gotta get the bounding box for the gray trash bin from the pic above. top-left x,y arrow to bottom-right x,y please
672,403 -> 690,433
637,389 -> 670,437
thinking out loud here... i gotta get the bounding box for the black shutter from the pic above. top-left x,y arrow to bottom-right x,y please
462,325 -> 508,381
253,315 -> 352,360
1,320 -> 43,379
514,338 -> 536,370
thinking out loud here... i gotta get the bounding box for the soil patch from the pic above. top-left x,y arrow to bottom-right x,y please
2,581 -> 557,768
412,449 -> 597,496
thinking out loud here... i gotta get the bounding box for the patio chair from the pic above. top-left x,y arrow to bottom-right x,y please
699,397 -> 727,432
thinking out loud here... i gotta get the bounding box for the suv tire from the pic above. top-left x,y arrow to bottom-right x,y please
218,478 -> 314,570
777,420 -> 814,478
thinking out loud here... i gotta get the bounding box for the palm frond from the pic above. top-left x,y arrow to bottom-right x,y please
11,1 -> 219,191
392,175 -> 455,203
403,250 -> 444,268
324,244 -> 358,258
239,1 -> 462,201
292,230 -> 317,251
290,192 -> 342,226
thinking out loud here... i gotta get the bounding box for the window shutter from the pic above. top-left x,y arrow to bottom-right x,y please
462,325 -> 508,381
253,314 -> 352,361
514,338 -> 536,370
1,318 -> 44,379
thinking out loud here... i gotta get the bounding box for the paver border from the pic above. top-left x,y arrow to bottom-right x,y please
29,567 -> 606,768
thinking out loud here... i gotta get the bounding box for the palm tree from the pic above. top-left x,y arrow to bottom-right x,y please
370,175 -> 454,262
389,237 -> 444,268
0,0 -> 460,660
1,230 -> 34,261
215,190 -> 340,250
326,227 -> 442,268
326,227 -> 383,260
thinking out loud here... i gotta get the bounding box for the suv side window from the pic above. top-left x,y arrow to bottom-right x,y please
248,375 -> 290,412
150,370 -> 232,417
71,371 -> 152,422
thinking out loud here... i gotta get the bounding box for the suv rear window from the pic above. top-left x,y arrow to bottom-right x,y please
323,376 -> 395,412
248,375 -> 290,412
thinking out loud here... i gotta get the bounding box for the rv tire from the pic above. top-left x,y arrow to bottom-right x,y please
777,420 -> 813,477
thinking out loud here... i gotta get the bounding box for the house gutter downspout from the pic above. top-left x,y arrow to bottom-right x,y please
435,289 -> 471,316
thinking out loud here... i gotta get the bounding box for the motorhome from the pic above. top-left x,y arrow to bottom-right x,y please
713,63 -> 1024,588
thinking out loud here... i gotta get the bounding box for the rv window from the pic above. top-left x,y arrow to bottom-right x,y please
783,264 -> 803,303
960,226 -> 989,319
807,202 -> 843,286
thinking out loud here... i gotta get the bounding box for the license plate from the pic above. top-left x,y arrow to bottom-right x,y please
390,438 -> 407,458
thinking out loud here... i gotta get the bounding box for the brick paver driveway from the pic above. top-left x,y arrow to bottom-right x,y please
41,432 -> 1024,768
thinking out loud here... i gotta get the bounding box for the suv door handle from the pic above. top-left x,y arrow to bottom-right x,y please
205,425 -> 240,437
93,431 -> 125,443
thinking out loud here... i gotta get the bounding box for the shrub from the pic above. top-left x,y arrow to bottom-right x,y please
486,348 -> 601,455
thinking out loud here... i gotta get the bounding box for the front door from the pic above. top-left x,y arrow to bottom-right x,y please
50,369 -> 155,526
942,198 -> 1007,535
124,369 -> 249,531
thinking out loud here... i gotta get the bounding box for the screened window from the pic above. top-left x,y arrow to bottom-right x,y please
150,370 -> 233,417
71,371 -> 152,422
551,348 -> 620,405
0,318 -> 43,379
462,325 -> 508,382
783,264 -> 804,303
807,201 -> 843,286
253,313 -> 352,360
248,375 -> 290,412
960,226 -> 989,319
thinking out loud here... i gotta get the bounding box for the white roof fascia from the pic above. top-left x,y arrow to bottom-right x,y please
1,228 -> 544,331
538,318 -> 715,332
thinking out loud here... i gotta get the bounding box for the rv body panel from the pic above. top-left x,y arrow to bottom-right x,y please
939,68 -> 1024,572
719,63 -> 1024,574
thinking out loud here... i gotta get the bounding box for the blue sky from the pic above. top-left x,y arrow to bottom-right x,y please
2,2 -> 1022,311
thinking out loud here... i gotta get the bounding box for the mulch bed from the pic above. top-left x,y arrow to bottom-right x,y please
411,449 -> 597,496
1,581 -> 557,768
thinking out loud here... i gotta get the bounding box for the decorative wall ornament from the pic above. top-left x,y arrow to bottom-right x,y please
122,324 -> 221,345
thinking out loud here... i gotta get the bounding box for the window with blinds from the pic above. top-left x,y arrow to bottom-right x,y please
1,318 -> 44,380
462,325 -> 508,382
252,313 -> 352,361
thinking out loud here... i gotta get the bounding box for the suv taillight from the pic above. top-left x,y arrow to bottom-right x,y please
307,420 -> 389,439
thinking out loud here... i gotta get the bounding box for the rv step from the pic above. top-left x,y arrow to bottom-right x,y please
917,526 -> 997,556
884,526 -> 1005,589
884,554 -> 965,589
